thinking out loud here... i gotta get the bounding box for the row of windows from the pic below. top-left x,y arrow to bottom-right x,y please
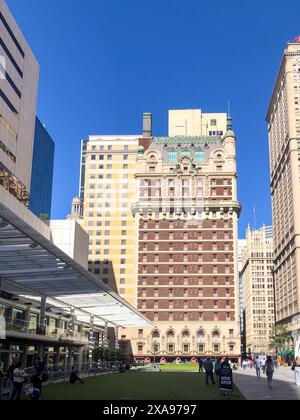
148,313 -> 233,322
89,145 -> 130,152
89,173 -> 129,180
140,277 -> 232,285
89,163 -> 129,170
209,131 -> 224,136
90,154 -> 130,161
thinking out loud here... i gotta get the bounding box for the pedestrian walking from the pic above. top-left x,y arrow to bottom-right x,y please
198,357 -> 204,373
261,358 -> 266,374
242,360 -> 247,370
204,358 -> 215,386
214,358 -> 222,383
6,361 -> 16,399
292,357 -> 300,387
255,357 -> 261,379
10,361 -> 27,400
265,356 -> 275,389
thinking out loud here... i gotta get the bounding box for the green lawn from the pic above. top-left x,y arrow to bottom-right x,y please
41,372 -> 245,400
159,363 -> 199,372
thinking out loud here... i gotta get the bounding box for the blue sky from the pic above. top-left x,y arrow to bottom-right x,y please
6,0 -> 300,238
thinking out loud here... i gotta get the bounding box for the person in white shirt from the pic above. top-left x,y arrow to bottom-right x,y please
294,357 -> 300,386
10,361 -> 27,400
255,357 -> 261,379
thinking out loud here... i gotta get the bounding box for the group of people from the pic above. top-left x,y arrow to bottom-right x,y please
5,357 -> 47,400
198,357 -> 233,386
243,355 -> 300,389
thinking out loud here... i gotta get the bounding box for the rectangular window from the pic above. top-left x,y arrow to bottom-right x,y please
0,11 -> 25,57
0,61 -> 21,98
0,89 -> 18,114
0,139 -> 16,162
0,38 -> 23,78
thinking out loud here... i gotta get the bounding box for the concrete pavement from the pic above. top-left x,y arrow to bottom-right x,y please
233,366 -> 300,400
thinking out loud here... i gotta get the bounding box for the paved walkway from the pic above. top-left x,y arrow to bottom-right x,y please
233,367 -> 300,400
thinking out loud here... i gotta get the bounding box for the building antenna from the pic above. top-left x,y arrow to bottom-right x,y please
228,100 -> 231,116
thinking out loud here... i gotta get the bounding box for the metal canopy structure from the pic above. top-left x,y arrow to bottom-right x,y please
0,202 -> 151,328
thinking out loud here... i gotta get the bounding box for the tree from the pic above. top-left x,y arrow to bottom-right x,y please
269,325 -> 291,354
40,214 -> 49,221
92,346 -> 129,362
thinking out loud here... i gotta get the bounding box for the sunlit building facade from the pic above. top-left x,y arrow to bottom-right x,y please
0,0 -> 39,209
266,37 -> 300,333
79,135 -> 141,306
241,226 -> 275,355
121,110 -> 241,361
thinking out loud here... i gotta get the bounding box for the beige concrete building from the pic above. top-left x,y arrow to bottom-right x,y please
241,226 -> 275,355
79,134 -> 142,306
0,0 -> 39,210
49,220 -> 89,269
120,109 -> 241,361
169,109 -> 227,138
266,37 -> 300,333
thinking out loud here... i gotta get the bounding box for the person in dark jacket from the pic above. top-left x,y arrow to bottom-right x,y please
204,358 -> 215,386
69,368 -> 84,384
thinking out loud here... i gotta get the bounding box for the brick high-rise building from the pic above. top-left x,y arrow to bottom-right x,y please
266,37 -> 300,334
122,110 -> 241,361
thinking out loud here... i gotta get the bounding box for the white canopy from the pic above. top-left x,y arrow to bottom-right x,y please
0,203 -> 151,328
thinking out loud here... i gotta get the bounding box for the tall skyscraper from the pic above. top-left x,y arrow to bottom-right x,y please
241,226 -> 275,355
0,0 -> 39,208
29,117 -> 55,218
266,37 -> 300,334
119,110 -> 241,361
79,134 -> 142,306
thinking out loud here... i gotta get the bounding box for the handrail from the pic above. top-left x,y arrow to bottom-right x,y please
4,317 -> 89,342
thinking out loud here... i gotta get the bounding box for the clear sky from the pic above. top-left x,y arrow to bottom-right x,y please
6,0 -> 300,238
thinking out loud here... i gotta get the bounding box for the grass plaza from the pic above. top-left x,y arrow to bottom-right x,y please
41,371 -> 245,401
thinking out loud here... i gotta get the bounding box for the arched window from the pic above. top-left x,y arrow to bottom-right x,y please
152,330 -> 160,343
166,331 -> 175,354
152,331 -> 160,353
197,331 -> 205,344
197,331 -> 206,354
182,330 -> 190,343
182,330 -> 190,354
212,330 -> 221,343
166,331 -> 175,343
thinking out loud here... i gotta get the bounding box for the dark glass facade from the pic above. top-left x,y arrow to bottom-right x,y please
29,117 -> 55,218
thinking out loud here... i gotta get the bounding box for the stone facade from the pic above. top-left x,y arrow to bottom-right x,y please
241,226 -> 275,355
120,111 -> 241,361
266,38 -> 300,333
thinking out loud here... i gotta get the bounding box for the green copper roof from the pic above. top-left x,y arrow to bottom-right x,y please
151,136 -> 223,147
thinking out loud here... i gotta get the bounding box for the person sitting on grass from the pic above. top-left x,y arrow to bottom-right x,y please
69,368 -> 84,384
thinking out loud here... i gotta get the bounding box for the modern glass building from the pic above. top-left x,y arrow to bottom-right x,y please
29,117 -> 55,218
